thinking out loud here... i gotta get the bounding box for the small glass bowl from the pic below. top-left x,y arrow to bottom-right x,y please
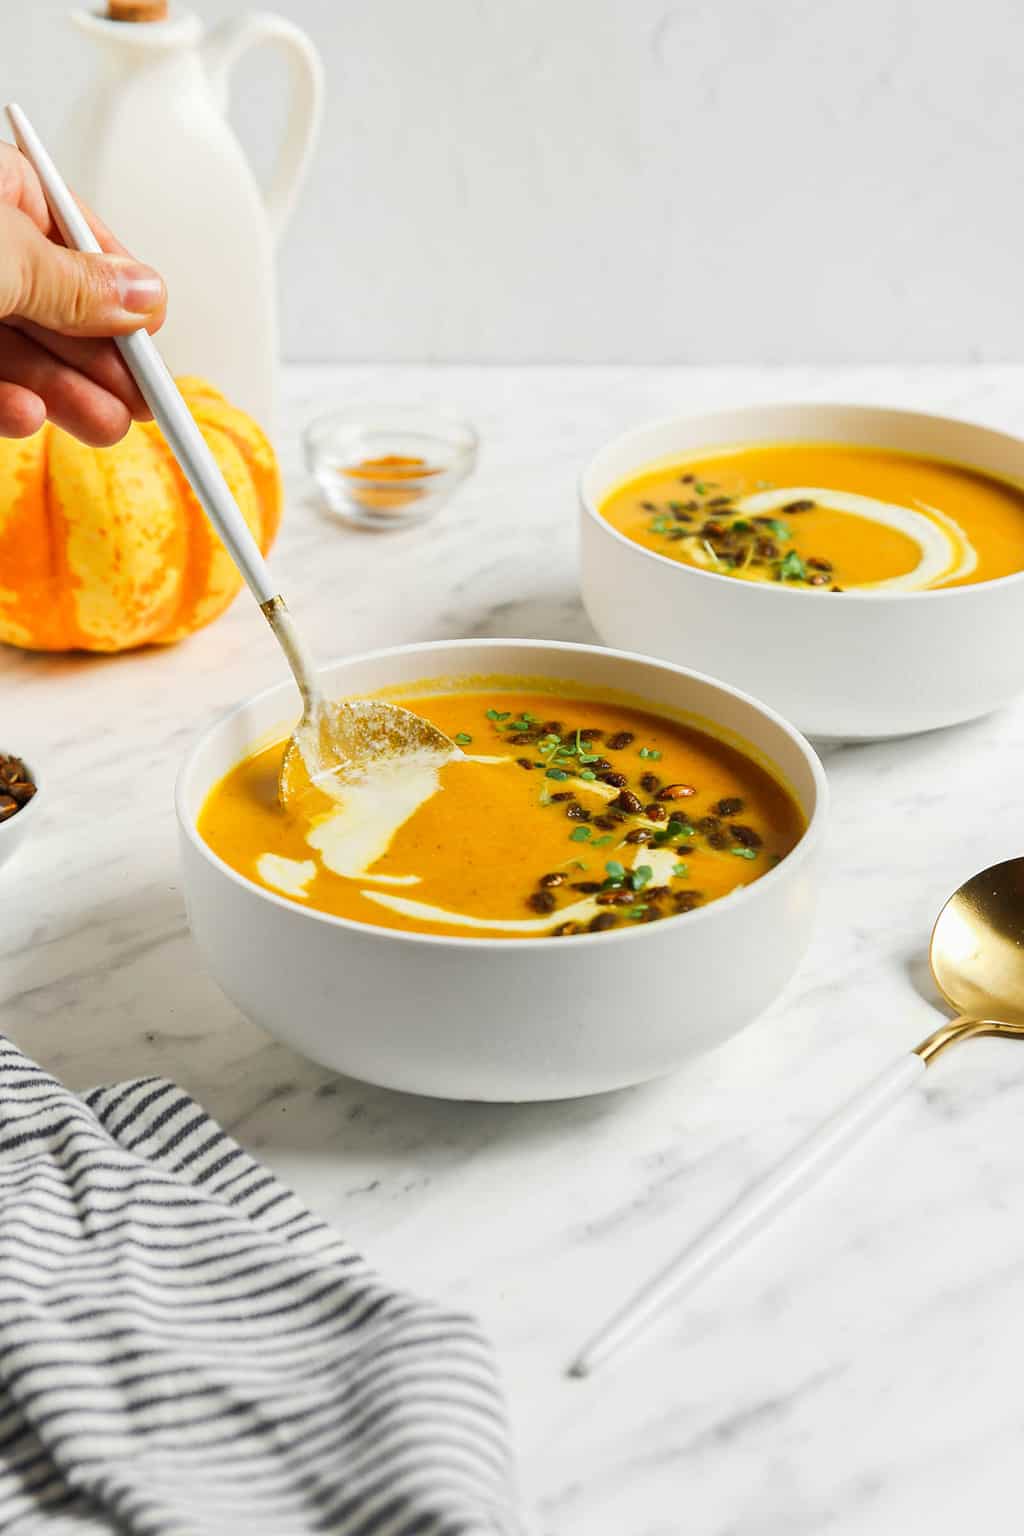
303,404 -> 478,530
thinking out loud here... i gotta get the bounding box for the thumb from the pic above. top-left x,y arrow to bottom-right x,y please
0,206 -> 165,336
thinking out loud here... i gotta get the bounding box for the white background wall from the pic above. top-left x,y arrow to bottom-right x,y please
7,0 -> 1024,363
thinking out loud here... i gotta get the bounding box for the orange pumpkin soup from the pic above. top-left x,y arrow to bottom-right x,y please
599,442 -> 1024,593
198,687 -> 804,940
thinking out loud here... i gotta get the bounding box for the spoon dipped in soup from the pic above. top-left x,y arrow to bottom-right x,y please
5,101 -> 456,807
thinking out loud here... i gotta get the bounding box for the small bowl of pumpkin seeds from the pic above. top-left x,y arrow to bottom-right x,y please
0,754 -> 40,871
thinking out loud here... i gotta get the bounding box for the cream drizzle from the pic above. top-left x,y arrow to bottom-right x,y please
638,846 -> 682,886
259,749 -> 685,934
256,853 -> 317,899
363,839 -> 676,933
363,891 -> 603,933
687,486 -> 977,592
308,751 -> 448,880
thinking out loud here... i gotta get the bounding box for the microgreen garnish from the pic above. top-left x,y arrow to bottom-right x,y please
580,770 -> 597,781
731,847 -> 758,860
569,826 -> 592,843
625,905 -> 649,920
486,709 -> 510,721
454,732 -> 472,745
630,865 -> 653,891
778,550 -> 807,582
605,861 -> 626,881
509,718 -> 531,732
638,746 -> 662,761
537,734 -> 563,759
591,834 -> 613,847
546,768 -> 569,781
574,729 -> 600,764
642,484 -> 835,589
672,862 -> 689,877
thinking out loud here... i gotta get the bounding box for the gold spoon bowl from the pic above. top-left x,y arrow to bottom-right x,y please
925,856 -> 1024,1054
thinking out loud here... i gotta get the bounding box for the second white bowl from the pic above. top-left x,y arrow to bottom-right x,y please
580,403 -> 1024,740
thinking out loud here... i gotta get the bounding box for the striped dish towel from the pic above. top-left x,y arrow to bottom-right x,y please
0,1039 -> 520,1535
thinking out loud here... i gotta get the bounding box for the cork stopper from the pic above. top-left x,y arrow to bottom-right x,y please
106,0 -> 169,20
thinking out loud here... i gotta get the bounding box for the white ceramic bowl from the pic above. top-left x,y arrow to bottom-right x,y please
176,640 -> 826,1102
0,761 -> 40,874
580,403 -> 1024,740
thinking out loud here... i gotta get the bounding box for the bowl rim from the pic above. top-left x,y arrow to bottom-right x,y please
0,756 -> 41,842
579,399 -> 1024,605
175,637 -> 828,953
302,402 -> 479,462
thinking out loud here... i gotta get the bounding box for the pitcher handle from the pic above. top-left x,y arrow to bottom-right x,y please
204,11 -> 324,242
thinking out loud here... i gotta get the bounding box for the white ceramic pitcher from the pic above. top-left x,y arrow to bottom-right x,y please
62,5 -> 323,431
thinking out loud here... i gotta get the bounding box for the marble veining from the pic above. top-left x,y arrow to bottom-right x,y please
5,366 -> 1024,1534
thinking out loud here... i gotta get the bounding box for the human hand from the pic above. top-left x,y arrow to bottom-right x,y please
0,141 -> 166,446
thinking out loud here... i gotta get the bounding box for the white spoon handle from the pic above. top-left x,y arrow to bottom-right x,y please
5,102 -> 277,608
569,1052 -> 924,1377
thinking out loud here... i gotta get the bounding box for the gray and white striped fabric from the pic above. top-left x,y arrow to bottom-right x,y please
0,1039 -> 520,1535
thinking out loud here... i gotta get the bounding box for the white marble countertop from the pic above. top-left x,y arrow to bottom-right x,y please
6,365 -> 1024,1535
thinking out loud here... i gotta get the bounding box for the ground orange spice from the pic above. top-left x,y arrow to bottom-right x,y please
342,455 -> 441,512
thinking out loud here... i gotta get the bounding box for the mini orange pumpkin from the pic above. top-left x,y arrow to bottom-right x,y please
0,377 -> 281,652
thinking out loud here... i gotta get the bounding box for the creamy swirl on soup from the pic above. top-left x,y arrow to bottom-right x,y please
198,686 -> 804,941
599,442 -> 1024,593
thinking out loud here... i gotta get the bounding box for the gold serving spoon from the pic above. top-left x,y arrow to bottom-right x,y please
569,857 -> 1024,1377
6,104 -> 454,805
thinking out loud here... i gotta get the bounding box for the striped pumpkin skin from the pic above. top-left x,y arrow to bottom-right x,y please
0,378 -> 281,652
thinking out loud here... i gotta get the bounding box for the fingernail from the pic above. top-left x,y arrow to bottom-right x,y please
116,263 -> 164,314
